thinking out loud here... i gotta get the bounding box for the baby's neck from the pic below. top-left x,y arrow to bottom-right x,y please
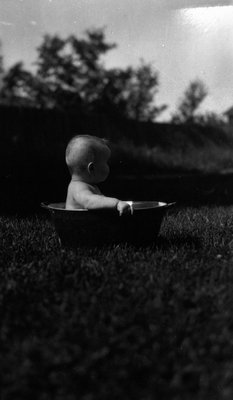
71,173 -> 88,182
71,174 -> 97,185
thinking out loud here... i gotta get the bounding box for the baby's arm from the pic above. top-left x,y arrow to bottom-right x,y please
77,187 -> 131,215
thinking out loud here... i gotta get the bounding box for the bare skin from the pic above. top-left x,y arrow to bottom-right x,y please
65,137 -> 131,215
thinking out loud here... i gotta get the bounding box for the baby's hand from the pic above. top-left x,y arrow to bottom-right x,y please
117,201 -> 132,216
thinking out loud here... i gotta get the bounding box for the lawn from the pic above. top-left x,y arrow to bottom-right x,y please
1,206 -> 233,400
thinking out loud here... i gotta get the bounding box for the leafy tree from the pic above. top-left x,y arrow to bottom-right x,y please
0,62 -> 40,106
0,29 -> 114,110
99,61 -> 167,121
35,30 -> 115,110
171,79 -> 208,124
0,29 -> 166,121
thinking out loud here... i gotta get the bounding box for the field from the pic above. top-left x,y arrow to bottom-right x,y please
2,206 -> 233,400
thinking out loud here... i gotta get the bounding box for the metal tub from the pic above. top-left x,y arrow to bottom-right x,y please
41,201 -> 174,247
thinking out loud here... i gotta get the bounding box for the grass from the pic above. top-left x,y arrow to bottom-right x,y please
2,206 -> 233,399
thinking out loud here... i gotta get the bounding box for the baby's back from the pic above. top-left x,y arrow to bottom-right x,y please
65,181 -> 101,210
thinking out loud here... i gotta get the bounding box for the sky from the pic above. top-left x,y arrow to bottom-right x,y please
0,0 -> 233,120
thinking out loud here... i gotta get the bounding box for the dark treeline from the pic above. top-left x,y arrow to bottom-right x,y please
0,104 -> 231,181
1,104 -> 230,162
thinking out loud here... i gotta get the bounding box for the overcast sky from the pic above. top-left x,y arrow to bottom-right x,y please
0,0 -> 233,120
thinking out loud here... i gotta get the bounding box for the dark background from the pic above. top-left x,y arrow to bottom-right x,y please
1,105 -> 233,213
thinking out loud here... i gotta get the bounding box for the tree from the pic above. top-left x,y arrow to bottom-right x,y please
0,62 -> 40,106
96,61 -> 167,121
0,29 -> 166,121
0,29 -> 115,110
171,79 -> 208,124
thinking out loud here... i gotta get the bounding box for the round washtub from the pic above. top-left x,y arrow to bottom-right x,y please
41,201 -> 175,247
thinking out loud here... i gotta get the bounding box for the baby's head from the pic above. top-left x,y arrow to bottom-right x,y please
65,135 -> 111,183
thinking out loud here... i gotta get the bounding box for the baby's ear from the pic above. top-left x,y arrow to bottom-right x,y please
87,162 -> 95,175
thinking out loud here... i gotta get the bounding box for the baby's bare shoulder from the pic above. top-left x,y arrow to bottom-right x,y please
70,181 -> 98,193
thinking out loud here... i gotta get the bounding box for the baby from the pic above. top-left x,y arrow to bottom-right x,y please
65,135 -> 132,215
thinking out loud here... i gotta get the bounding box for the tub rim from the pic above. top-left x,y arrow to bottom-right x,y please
41,201 -> 175,212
